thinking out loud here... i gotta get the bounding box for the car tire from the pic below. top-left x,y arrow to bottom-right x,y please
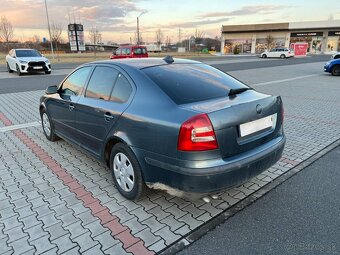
110,143 -> 145,200
40,109 -> 59,141
7,62 -> 13,73
45,71 -> 51,74
280,54 -> 286,59
331,65 -> 340,76
16,64 -> 22,76
262,54 -> 267,58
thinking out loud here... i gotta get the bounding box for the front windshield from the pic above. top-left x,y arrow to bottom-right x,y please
16,50 -> 41,58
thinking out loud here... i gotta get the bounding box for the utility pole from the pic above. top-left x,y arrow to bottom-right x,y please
137,16 -> 140,45
44,0 -> 54,59
137,11 -> 147,45
178,27 -> 182,46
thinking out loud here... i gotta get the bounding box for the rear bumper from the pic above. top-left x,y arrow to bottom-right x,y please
136,135 -> 286,194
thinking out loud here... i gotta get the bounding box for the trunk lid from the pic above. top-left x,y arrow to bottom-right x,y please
181,90 -> 283,158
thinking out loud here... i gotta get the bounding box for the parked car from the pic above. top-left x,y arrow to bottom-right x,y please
40,57 -> 285,200
261,48 -> 295,59
324,58 -> 340,76
110,45 -> 148,59
331,52 -> 340,59
6,49 -> 51,75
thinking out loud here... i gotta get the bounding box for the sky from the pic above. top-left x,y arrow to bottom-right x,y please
1,0 -> 340,44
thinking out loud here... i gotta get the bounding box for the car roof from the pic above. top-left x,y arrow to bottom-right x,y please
13,49 -> 37,51
90,57 -> 201,70
119,45 -> 146,48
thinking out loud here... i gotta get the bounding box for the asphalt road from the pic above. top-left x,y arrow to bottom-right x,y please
0,55 -> 330,94
178,145 -> 340,255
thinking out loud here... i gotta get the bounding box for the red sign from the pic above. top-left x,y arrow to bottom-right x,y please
291,43 -> 309,57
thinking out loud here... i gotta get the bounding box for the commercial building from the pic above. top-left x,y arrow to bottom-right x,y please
221,20 -> 340,54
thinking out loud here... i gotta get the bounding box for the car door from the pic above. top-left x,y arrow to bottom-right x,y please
267,49 -> 276,58
75,66 -> 134,156
46,66 -> 92,143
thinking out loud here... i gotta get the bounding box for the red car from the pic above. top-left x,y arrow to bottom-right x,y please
110,46 -> 148,59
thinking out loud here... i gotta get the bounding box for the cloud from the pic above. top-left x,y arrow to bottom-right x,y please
198,5 -> 291,18
1,0 -> 142,29
162,17 -> 231,29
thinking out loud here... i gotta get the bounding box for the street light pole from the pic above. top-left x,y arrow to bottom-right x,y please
136,11 -> 147,45
44,0 -> 55,59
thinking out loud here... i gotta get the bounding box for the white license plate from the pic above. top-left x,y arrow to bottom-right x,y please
33,66 -> 43,69
239,114 -> 276,137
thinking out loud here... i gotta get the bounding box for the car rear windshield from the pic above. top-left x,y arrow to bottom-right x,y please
16,50 -> 41,58
142,64 -> 248,104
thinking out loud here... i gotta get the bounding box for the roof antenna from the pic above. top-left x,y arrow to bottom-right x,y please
163,55 -> 174,64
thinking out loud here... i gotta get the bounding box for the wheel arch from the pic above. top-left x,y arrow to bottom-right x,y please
331,64 -> 340,75
104,134 -> 130,167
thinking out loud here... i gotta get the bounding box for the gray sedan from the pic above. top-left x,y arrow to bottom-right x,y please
39,57 -> 285,200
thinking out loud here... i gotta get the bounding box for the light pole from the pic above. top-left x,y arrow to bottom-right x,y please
137,11 -> 147,45
44,0 -> 54,59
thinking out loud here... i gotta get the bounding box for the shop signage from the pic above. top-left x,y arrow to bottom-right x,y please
290,32 -> 323,37
328,31 -> 340,36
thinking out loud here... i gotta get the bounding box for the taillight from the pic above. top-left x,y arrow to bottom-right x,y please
281,106 -> 284,122
178,114 -> 218,151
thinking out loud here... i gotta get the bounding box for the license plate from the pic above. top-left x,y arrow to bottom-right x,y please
239,114 -> 276,137
33,66 -> 43,69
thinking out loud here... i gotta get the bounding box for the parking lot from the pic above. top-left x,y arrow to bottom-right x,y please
1,56 -> 339,255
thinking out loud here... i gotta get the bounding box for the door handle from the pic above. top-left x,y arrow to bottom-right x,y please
104,112 -> 114,121
69,104 -> 75,111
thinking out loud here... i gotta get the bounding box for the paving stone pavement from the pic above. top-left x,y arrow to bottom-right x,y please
1,64 -> 340,254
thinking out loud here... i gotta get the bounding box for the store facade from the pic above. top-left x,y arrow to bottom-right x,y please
221,20 -> 340,54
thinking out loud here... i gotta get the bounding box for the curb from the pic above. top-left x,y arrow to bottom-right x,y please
158,138 -> 340,255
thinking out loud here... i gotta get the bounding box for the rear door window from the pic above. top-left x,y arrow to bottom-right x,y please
133,48 -> 146,55
85,66 -> 119,100
142,64 -> 248,104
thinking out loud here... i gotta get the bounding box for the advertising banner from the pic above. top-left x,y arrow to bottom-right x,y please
68,23 -> 85,52
291,43 -> 309,57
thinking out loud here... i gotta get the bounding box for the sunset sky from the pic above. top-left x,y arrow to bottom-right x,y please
1,0 -> 340,44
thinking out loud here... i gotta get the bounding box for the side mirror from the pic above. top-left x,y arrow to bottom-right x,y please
41,54 -> 45,57
45,85 -> 58,95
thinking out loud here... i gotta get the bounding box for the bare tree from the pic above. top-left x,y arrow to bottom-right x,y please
155,28 -> 163,48
33,34 -> 40,43
0,16 -> 14,49
265,34 -> 274,50
194,29 -> 204,39
51,23 -> 63,50
88,26 -> 101,57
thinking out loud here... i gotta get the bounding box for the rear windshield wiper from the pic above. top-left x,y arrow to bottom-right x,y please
229,87 -> 251,96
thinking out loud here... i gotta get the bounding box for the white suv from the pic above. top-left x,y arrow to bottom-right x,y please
261,48 -> 295,59
6,49 -> 51,76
